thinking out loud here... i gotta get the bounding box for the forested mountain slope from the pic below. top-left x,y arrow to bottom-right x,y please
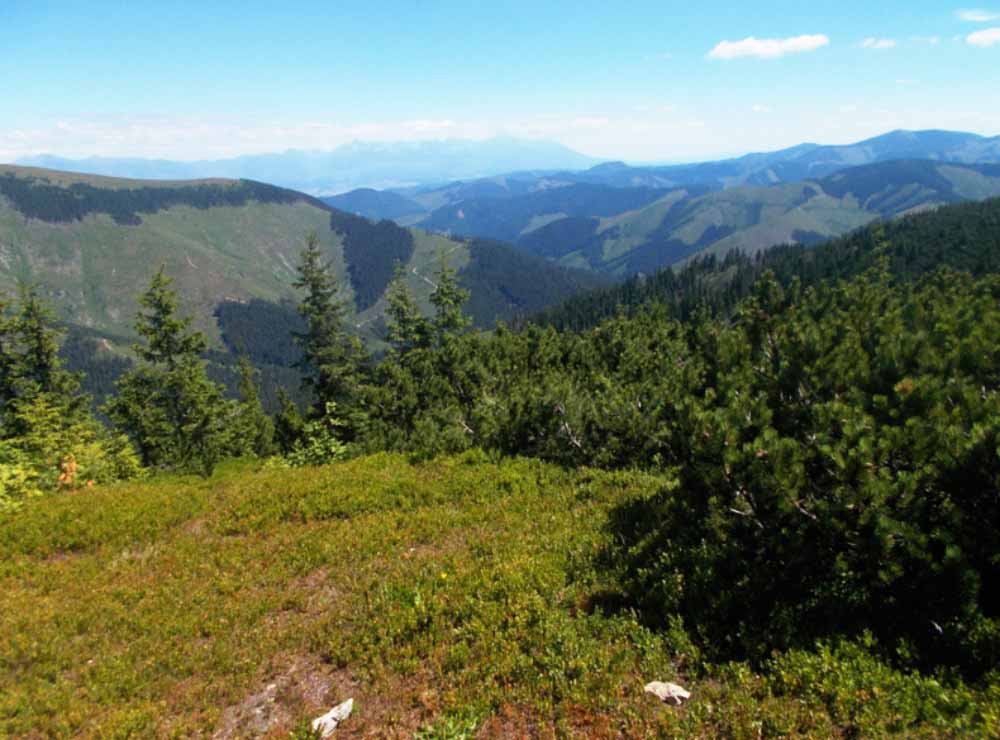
534,195 -> 1000,330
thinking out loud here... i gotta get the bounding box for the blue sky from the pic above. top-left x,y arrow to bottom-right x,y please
2,0 -> 999,162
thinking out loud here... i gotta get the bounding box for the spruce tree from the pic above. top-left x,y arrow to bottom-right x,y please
231,356 -> 275,458
106,268 -> 229,475
292,233 -> 367,430
430,252 -> 471,345
385,264 -> 430,355
0,286 -> 85,437
1,288 -> 142,507
13,285 -> 83,409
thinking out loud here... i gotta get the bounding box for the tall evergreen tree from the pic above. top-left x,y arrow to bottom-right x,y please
384,264 -> 430,356
0,286 -> 86,437
430,252 -> 471,345
1,288 -> 142,510
292,233 -> 368,429
230,356 -> 275,458
13,285 -> 83,408
105,268 -> 229,475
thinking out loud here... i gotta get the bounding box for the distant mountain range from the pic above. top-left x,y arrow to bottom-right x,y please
518,160 -> 1000,275
14,138 -> 601,195
323,130 -> 1000,275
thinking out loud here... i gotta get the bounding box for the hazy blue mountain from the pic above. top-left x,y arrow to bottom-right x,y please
328,129 -> 1000,226
323,188 -> 425,221
515,160 -> 1000,276
554,129 -> 1000,190
417,183 -> 701,244
15,137 -> 601,195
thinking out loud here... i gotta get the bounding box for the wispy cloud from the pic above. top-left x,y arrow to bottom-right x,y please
967,27 -> 1000,45
911,35 -> 941,45
751,104 -> 772,114
708,34 -> 829,60
861,38 -> 897,49
957,9 -> 1000,21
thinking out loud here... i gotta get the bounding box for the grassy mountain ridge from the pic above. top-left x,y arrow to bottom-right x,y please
321,187 -> 425,221
0,165 -> 603,350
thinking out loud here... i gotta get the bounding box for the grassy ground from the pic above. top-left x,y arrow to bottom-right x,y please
1,453 -> 997,738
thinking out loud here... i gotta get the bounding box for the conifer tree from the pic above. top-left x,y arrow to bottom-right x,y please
0,286 -> 85,437
430,252 -> 471,345
385,264 -> 430,356
1,288 -> 142,510
230,356 -> 275,458
106,268 -> 228,475
292,233 -> 368,430
13,285 -> 83,410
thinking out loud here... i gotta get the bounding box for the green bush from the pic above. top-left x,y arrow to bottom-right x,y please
274,402 -> 349,468
605,269 -> 1000,676
0,394 -> 144,513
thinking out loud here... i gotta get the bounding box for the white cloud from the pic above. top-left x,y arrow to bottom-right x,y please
957,9 -> 1000,21
862,38 -> 897,49
911,36 -> 941,45
967,27 -> 1000,45
752,104 -> 772,114
707,34 -> 829,60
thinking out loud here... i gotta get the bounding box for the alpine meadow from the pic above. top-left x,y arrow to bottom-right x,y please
3,2 -> 1000,738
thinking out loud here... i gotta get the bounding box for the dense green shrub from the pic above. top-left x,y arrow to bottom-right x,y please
0,395 -> 143,512
604,268 -> 1000,675
271,402 -> 348,468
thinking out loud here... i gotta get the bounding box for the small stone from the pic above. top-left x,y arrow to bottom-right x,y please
644,681 -> 691,705
311,698 -> 353,738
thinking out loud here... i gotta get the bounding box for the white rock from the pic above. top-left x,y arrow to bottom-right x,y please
311,698 -> 353,737
644,681 -> 691,705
